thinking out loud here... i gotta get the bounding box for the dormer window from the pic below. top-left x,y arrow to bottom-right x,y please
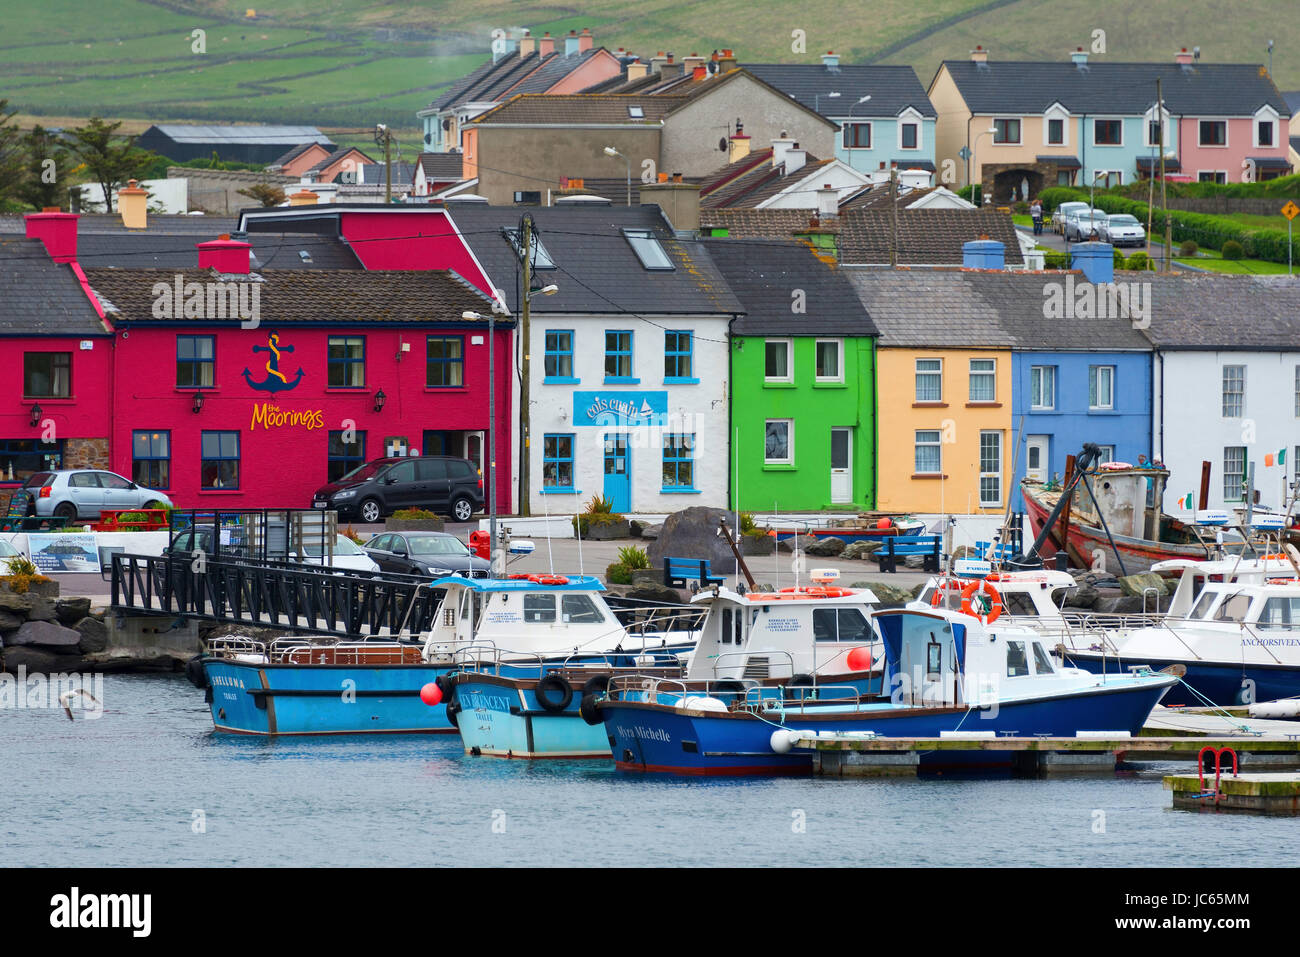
628,105 -> 644,119
1047,118 -> 1064,145
503,227 -> 556,269
1258,119 -> 1275,147
623,228 -> 674,270
900,123 -> 918,149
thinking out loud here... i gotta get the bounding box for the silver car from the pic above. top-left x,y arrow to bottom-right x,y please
1052,201 -> 1090,234
1065,208 -> 1108,241
21,469 -> 173,520
1099,214 -> 1146,247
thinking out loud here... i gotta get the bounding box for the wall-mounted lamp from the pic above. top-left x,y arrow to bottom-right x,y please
29,403 -> 42,427
191,392 -> 204,414
373,388 -> 387,413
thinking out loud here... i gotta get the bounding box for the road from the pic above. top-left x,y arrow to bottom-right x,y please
1020,224 -> 1176,266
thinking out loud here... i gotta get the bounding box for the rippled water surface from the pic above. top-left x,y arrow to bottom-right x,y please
2,675 -> 1293,867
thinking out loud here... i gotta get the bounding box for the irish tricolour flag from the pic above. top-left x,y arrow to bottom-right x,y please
1179,492 -> 1194,509
1264,449 -> 1287,467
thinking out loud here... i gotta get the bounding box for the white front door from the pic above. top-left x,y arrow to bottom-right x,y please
830,428 -> 852,503
1026,435 -> 1049,482
464,432 -> 484,473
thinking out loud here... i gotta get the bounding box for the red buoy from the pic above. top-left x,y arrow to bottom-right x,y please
846,646 -> 873,671
876,518 -> 891,529
420,682 -> 443,706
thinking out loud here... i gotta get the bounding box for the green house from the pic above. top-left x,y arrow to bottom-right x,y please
705,239 -> 878,512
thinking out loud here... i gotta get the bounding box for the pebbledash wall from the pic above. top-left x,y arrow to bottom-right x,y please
106,320 -> 514,514
529,314 -> 731,514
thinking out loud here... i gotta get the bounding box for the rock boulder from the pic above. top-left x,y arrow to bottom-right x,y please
646,506 -> 736,569
74,617 -> 110,654
804,537 -> 846,557
10,619 -> 82,647
55,597 -> 92,626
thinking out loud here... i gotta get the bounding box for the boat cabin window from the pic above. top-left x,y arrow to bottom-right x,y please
1190,589 -> 1220,620
1258,597 -> 1300,630
1001,591 -> 1038,617
561,594 -> 603,624
720,607 -> 732,644
1006,640 -> 1029,677
813,607 -> 872,641
1050,588 -> 1071,609
1212,592 -> 1253,622
524,594 -> 556,623
1031,642 -> 1055,674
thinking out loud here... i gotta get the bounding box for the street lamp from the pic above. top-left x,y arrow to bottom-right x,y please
372,388 -> 386,413
29,403 -> 42,427
814,91 -> 840,115
603,146 -> 631,206
464,308 -> 501,575
971,126 -> 997,202
1088,169 -> 1108,236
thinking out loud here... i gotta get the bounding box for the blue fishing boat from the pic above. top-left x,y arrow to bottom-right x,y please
447,584 -> 884,758
195,574 -> 699,735
594,602 -> 1177,775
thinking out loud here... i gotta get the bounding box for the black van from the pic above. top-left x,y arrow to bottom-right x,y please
311,456 -> 484,523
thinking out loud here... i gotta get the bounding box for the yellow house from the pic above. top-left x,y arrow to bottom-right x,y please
847,266 -> 1014,515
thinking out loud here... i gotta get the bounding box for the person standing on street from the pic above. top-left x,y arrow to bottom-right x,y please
1030,197 -> 1044,235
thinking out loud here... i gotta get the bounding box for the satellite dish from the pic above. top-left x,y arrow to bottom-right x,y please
719,136 -> 728,151
707,60 -> 719,75
423,133 -> 431,145
442,119 -> 451,130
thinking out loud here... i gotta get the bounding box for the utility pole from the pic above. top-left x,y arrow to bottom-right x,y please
889,165 -> 898,268
519,215 -> 533,517
1157,79 -> 1170,271
374,124 -> 394,203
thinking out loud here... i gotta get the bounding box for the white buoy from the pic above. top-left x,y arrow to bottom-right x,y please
769,728 -> 804,753
678,696 -> 728,714
1249,700 -> 1300,719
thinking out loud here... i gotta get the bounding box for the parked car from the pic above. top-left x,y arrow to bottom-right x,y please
1098,213 -> 1146,247
1065,208 -> 1109,242
362,531 -> 491,578
1052,201 -> 1090,234
22,469 -> 172,520
312,456 -> 484,524
293,534 -> 381,574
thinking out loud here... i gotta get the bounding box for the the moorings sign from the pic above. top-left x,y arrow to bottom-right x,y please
249,402 -> 325,432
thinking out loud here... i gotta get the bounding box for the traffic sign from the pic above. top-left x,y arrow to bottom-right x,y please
1282,201 -> 1299,221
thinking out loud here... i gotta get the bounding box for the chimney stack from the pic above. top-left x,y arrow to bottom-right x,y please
639,179 -> 700,233
1070,46 -> 1088,66
626,58 -> 648,81
783,145 -> 807,176
117,179 -> 149,230
816,184 -> 838,217
196,234 -> 252,275
821,50 -> 840,70
579,28 -> 593,53
771,131 -> 795,170
519,29 -> 535,58
649,51 -> 668,74
538,32 -> 555,57
728,121 -> 751,162
565,30 -> 580,57
970,45 -> 988,63
289,187 -> 319,206
1174,47 -> 1194,66
962,239 -> 1005,270
24,211 -> 79,264
717,48 -> 737,71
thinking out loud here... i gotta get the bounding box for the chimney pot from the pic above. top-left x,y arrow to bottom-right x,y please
196,235 -> 252,275
24,211 -> 79,264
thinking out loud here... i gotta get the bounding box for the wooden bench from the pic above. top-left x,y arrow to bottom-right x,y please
663,556 -> 724,589
877,534 -> 942,574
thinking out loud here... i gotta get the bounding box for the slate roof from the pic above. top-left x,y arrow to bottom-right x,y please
269,141 -> 330,168
469,94 -> 689,125
746,63 -> 937,118
704,239 -> 877,336
0,214 -> 240,236
68,232 -> 362,271
845,270 -> 1150,350
429,50 -> 612,112
307,148 -> 375,175
940,61 -> 1290,116
700,150 -> 836,209
702,207 -> 1025,267
508,48 -> 606,95
82,268 -> 496,325
353,162 -> 416,186
417,152 -> 465,181
1132,274 -> 1300,350
146,124 -> 332,145
444,205 -> 742,316
0,237 -> 110,337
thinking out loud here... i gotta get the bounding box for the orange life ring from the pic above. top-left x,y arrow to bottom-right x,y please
960,579 -> 1003,624
533,575 -> 570,585
929,579 -> 965,607
1261,553 -> 1287,561
778,586 -> 852,598
1267,578 -> 1300,585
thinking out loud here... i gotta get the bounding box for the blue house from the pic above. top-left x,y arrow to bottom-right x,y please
1002,244 -> 1154,488
747,55 -> 938,183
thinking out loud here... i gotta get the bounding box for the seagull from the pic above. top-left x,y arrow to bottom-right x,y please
58,688 -> 100,721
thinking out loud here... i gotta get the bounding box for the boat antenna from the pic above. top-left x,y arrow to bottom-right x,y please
542,494 -> 554,575
575,509 -> 584,577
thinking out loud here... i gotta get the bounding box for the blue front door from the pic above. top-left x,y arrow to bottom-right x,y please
603,433 -> 630,512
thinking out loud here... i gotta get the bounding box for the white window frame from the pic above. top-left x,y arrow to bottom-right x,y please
1096,445 -> 1116,464
1143,104 -> 1171,149
1089,365 -> 1115,410
1042,103 -> 1070,147
814,339 -> 844,382
1198,118 -> 1229,149
764,338 -> 793,382
1197,170 -> 1227,184
915,357 -> 943,402
969,358 -> 996,402
1222,365 -> 1245,418
1254,105 -> 1279,149
914,430 -> 942,475
1096,169 -> 1123,188
1224,446 -> 1247,502
765,419 -> 794,465
979,431 -> 1002,507
896,108 -> 923,151
1091,117 -> 1124,148
992,117 -> 1021,145
1030,365 -> 1055,410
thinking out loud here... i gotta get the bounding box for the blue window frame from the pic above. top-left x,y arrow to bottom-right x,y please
200,431 -> 240,489
327,336 -> 365,388
132,430 -> 171,489
328,429 -> 366,483
0,438 -> 63,482
177,335 -> 215,388
545,330 -> 577,383
664,331 -> 697,383
426,336 -> 464,387
605,330 -> 637,382
662,433 -> 696,490
543,434 -> 575,491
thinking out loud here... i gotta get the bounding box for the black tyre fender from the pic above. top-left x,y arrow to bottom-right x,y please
582,673 -> 612,696
714,679 -> 745,695
445,700 -> 461,728
789,673 -> 815,688
536,672 -> 573,713
579,692 -> 603,727
185,655 -> 208,689
435,673 -> 457,701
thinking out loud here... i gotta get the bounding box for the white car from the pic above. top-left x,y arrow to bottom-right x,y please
292,535 -> 381,574
1099,214 -> 1146,247
1065,208 -> 1108,242
1052,201 -> 1090,234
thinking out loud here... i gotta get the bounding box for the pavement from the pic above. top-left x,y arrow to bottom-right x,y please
52,521 -> 935,602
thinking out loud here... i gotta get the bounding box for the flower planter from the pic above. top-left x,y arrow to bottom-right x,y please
0,577 -> 59,599
384,518 -> 446,532
586,520 -> 631,541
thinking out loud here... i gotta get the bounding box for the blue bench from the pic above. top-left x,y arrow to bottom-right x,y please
663,556 -> 724,589
975,541 -> 1017,562
878,534 -> 942,574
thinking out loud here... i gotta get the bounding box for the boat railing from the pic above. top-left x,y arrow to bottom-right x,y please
744,683 -> 866,715
1235,621 -> 1286,665
613,603 -> 708,636
204,636 -> 269,660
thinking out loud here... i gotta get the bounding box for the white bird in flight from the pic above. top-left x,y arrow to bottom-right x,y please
58,688 -> 100,721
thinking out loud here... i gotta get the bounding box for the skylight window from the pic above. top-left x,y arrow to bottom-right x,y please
628,105 -> 644,119
623,228 -> 674,270
503,227 -> 556,270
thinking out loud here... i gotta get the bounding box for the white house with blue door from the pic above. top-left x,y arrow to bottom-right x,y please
448,202 -> 740,516
747,55 -> 938,184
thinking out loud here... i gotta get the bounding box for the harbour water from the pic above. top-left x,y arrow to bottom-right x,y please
3,675 -> 1295,867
